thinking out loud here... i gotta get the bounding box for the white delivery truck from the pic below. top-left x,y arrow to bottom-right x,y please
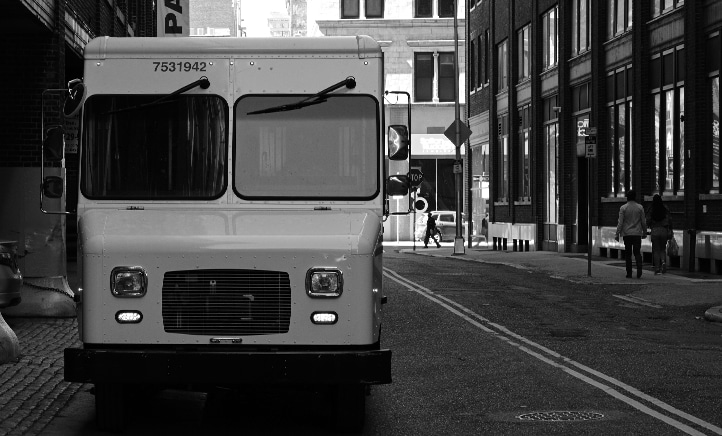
42,36 -> 413,432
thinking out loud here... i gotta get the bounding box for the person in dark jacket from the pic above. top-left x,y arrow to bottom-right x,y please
615,189 -> 647,278
424,212 -> 441,248
646,194 -> 673,275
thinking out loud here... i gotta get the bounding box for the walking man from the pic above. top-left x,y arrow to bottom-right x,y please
424,212 -> 441,248
615,189 -> 647,278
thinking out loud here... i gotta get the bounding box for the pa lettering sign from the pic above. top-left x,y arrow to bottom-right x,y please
158,0 -> 189,37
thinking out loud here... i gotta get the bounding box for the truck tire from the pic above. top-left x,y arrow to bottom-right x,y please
95,382 -> 126,432
333,384 -> 366,433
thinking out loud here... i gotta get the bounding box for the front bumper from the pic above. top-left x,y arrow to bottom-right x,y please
65,347 -> 392,385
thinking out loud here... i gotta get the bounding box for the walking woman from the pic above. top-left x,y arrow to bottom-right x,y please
646,194 -> 673,275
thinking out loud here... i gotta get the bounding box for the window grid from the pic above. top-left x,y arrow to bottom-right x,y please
414,0 -> 454,18
652,0 -> 683,18
608,0 -> 632,40
607,66 -> 634,197
572,0 -> 590,55
497,115 -> 509,202
341,0 -> 384,18
712,76 -> 720,193
651,46 -> 685,196
518,105 -> 531,200
542,6 -> 558,70
414,51 -> 454,103
497,39 -> 508,91
518,25 -> 531,82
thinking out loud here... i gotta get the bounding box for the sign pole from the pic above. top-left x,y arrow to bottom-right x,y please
453,0 -> 465,255
588,156 -> 592,276
585,127 -> 597,276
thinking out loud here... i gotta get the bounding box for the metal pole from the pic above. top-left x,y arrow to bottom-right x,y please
453,0 -> 465,255
588,156 -> 592,276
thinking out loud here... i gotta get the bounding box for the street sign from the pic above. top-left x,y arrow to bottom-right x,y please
444,120 -> 472,147
453,160 -> 463,174
585,134 -> 597,158
408,168 -> 424,187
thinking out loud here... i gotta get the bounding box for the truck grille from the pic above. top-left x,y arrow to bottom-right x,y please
162,269 -> 291,336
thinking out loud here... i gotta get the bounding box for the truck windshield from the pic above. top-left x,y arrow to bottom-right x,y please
234,95 -> 379,199
81,95 -> 227,199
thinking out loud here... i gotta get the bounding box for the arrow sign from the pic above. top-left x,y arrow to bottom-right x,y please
444,120 -> 472,147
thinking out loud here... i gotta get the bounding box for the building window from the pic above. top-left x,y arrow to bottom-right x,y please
708,33 -> 720,194
341,0 -> 360,18
497,39 -> 508,92
712,76 -> 721,193
414,0 -> 453,18
518,24 -> 531,82
572,0 -> 590,55
544,96 -> 559,224
651,47 -> 685,195
438,53 -> 455,102
542,6 -> 558,70
497,115 -> 509,202
606,67 -> 633,196
608,0 -> 632,39
482,30 -> 490,85
414,52 -> 454,102
438,0 -> 454,17
341,0 -> 384,18
470,38 -> 476,91
365,0 -> 384,18
471,32 -> 490,89
415,0 -> 432,17
518,104 -> 531,200
652,0 -> 683,18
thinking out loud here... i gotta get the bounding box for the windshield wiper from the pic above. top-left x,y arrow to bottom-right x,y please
103,76 -> 210,115
247,76 -> 356,115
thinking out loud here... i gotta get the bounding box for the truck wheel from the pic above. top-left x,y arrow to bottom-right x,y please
95,383 -> 126,432
333,384 -> 366,433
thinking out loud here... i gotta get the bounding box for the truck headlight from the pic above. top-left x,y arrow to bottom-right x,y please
110,267 -> 148,297
306,268 -> 343,298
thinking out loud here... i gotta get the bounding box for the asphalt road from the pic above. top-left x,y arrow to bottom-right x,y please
41,250 -> 722,435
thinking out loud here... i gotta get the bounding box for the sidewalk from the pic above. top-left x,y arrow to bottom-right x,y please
389,241 -> 722,320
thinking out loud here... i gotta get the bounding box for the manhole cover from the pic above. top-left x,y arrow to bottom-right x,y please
517,411 -> 605,422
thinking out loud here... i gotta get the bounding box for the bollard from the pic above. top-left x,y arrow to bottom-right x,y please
0,312 -> 20,363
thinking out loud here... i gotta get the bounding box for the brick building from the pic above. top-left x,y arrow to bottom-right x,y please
0,1 -> 155,275
310,0 -> 467,242
467,0 -> 722,273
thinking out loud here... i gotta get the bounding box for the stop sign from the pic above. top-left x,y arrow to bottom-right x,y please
407,168 -> 423,187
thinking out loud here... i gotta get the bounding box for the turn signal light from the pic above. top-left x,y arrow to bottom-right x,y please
115,310 -> 143,324
311,312 -> 338,325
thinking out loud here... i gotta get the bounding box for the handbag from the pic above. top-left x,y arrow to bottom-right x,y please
667,237 -> 679,257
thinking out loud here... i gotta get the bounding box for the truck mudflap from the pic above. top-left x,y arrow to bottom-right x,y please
64,347 -> 392,385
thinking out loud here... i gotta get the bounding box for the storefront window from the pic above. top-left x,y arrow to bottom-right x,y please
546,123 -> 559,223
713,77 -> 720,193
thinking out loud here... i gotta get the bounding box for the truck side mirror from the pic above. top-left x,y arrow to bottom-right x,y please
43,176 -> 64,198
387,125 -> 409,160
64,80 -> 86,117
387,174 -> 409,196
43,126 -> 65,162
